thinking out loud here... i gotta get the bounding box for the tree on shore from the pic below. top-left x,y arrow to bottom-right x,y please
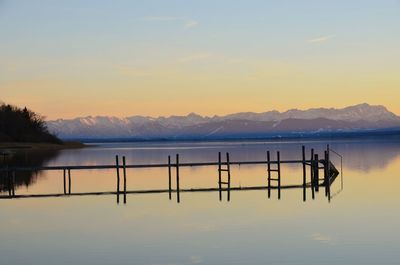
0,103 -> 62,144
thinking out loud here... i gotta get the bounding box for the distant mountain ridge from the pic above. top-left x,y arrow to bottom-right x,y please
47,103 -> 400,139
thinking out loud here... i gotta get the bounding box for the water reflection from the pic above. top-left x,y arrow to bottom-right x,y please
1,137 -> 399,196
0,143 -> 342,205
47,138 -> 400,173
0,149 -> 59,192
1,138 -> 400,265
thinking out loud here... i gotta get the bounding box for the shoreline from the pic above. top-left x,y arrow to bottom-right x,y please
0,141 -> 87,151
65,129 -> 400,144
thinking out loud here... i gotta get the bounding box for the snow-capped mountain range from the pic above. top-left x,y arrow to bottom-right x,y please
47,103 -> 400,139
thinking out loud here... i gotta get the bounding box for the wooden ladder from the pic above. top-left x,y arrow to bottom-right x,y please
267,151 -> 281,199
218,152 -> 231,201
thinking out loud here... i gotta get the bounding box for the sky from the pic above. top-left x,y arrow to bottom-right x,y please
0,0 -> 399,119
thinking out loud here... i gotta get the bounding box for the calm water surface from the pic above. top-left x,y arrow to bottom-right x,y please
1,138 -> 400,265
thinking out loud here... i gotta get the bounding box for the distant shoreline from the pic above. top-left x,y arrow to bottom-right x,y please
0,141 -> 87,151
63,129 -> 400,144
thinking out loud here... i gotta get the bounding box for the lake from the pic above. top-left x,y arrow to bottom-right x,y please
1,137 -> 400,265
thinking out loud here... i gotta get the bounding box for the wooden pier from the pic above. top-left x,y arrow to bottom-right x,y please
0,145 -> 341,203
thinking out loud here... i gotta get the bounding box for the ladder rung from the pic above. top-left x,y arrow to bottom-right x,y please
219,181 -> 229,185
269,169 -> 279,172
269,178 -> 279,181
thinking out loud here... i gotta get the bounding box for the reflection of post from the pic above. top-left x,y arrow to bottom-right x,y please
302,146 -> 306,202
168,155 -> 172,200
277,151 -> 281,200
122,156 -> 127,204
12,171 -> 15,197
218,152 -> 222,201
6,165 -> 11,197
314,154 -> 319,192
310,148 -> 315,200
68,169 -> 71,195
63,169 -> 66,195
327,145 -> 331,202
115,155 -> 120,204
267,151 -> 271,198
226,152 -> 231,202
176,154 -> 180,203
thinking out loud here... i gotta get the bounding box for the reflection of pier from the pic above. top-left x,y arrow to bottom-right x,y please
0,145 -> 341,203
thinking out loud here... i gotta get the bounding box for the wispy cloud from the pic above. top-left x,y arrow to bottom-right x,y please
178,53 -> 213,63
307,34 -> 335,44
189,256 -> 203,264
139,16 -> 199,30
311,233 -> 332,243
184,20 -> 199,29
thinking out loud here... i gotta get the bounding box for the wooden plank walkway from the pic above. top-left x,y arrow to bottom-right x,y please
0,159 -> 322,172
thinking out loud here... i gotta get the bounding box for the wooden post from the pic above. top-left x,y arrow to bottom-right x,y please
122,156 -> 127,204
267,151 -> 271,198
218,152 -> 222,201
168,155 -> 172,200
314,154 -> 319,192
7,168 -> 11,197
12,171 -> 15,197
324,150 -> 327,196
68,169 -> 71,195
115,155 -> 120,204
327,145 -> 331,201
63,169 -> 66,195
302,146 -> 306,202
176,154 -> 180,203
277,151 -> 281,200
310,148 -> 315,200
226,152 -> 231,202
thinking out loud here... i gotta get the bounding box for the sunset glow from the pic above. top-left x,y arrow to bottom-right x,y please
1,1 -> 399,119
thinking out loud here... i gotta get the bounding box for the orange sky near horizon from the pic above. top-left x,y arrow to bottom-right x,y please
2,78 -> 400,120
2,65 -> 399,120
